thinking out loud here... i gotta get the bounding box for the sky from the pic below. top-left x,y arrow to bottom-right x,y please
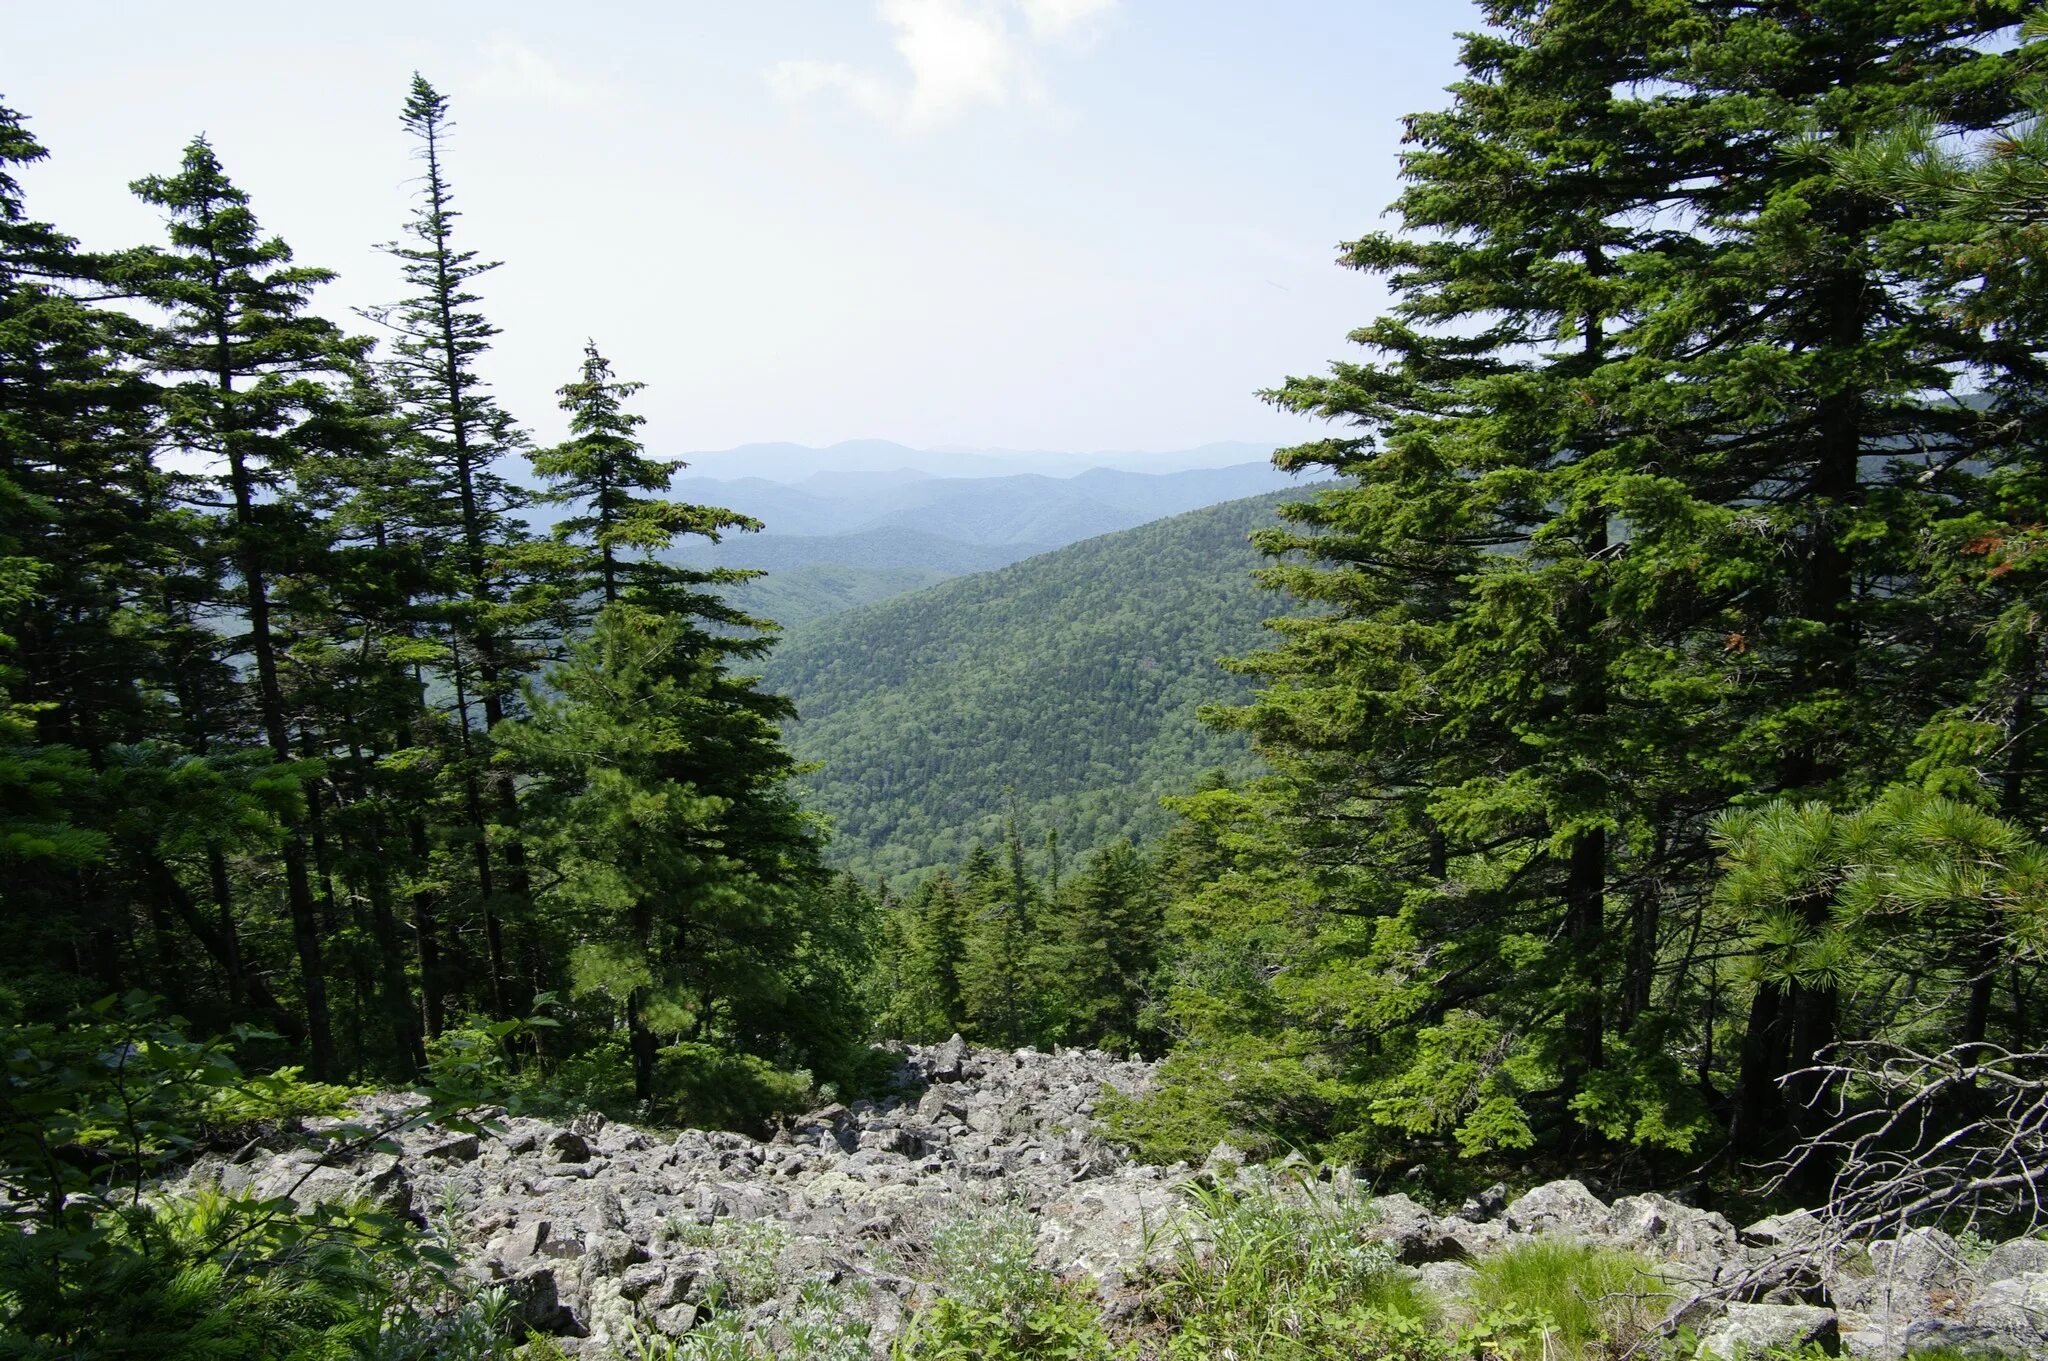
5,1 -> 1472,458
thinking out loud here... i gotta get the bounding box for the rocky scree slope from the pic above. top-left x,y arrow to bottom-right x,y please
188,1040 -> 2048,1358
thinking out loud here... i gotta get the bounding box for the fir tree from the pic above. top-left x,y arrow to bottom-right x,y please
1040,840 -> 1163,1054
373,73 -> 545,1018
1136,0 -> 2035,1166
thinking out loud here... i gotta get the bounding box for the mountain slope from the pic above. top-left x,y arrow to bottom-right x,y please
757,489 -> 1313,878
679,527 -> 1041,576
722,563 -> 958,630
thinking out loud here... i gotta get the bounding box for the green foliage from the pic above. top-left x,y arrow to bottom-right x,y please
501,602 -> 862,1110
1466,1241 -> 1670,1361
718,562 -> 956,630
0,996 -> 511,1359
657,1216 -> 791,1308
655,1044 -> 816,1133
870,837 -> 1169,1055
1128,0 -> 2048,1173
1713,788 -> 2048,1000
531,340 -> 759,627
896,1205 -> 1126,1361
1148,1178 -> 1421,1361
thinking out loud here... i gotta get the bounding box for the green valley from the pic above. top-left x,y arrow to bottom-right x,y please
759,490 -> 1312,877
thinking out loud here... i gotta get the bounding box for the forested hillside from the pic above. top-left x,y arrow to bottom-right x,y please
760,490 -> 1311,877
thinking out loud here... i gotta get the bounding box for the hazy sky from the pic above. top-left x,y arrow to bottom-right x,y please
6,2 -> 1469,455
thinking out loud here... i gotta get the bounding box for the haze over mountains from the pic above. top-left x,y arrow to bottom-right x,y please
638,449 -> 1300,626
672,439 -> 1280,483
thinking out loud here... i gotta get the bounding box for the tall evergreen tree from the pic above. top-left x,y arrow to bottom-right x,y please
374,74 -> 546,1018
1134,0 -> 2034,1167
129,137 -> 372,1079
1041,840 -> 1164,1053
499,604 -> 832,1102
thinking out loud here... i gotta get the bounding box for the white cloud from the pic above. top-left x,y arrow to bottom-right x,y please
465,37 -> 594,108
768,0 -> 1115,131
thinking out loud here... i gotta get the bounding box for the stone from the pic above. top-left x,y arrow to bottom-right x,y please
423,1133 -> 481,1163
1609,1192 -> 1739,1263
1366,1193 -> 1459,1264
1504,1179 -> 1612,1239
1455,1181 -> 1508,1223
194,1037 -> 1938,1359
928,1033 -> 970,1082
500,1265 -> 573,1334
1417,1260 -> 1479,1301
548,1129 -> 594,1164
1742,1210 -> 1822,1250
1888,1270 -> 2048,1356
1695,1303 -> 1839,1359
1982,1239 -> 2048,1286
1833,1225 -> 1968,1327
654,1302 -> 701,1337
1203,1141 -> 1246,1175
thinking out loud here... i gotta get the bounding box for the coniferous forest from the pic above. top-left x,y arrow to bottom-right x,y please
11,3 -> 2048,1358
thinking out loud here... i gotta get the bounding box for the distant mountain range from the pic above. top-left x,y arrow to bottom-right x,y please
757,488 -> 1318,879
671,439 -> 1280,484
654,458 -> 1302,626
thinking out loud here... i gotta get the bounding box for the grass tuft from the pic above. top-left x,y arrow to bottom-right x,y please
1467,1238 -> 1670,1359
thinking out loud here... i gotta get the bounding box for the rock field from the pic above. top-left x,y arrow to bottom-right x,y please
185,1038 -> 2048,1357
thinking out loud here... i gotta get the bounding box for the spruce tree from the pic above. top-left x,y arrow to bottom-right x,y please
500,605 -> 829,1101
374,74 -> 544,1017
1141,0 -> 2034,1165
1041,840 -> 1163,1053
531,340 -> 758,621
129,136 -> 370,1078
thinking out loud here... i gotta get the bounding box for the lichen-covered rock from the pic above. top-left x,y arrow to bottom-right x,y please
1743,1210 -> 1822,1250
1366,1192 -> 1459,1264
1609,1193 -> 1739,1265
1894,1272 -> 2048,1358
175,1040 -> 2048,1358
1416,1260 -> 1478,1301
1697,1303 -> 1840,1359
1504,1179 -> 1613,1239
1982,1239 -> 2048,1286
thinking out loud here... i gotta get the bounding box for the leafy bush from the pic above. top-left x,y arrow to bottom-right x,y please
657,1043 -> 816,1131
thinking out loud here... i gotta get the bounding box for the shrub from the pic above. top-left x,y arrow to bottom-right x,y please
657,1043 -> 815,1132
0,994 -> 520,1360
